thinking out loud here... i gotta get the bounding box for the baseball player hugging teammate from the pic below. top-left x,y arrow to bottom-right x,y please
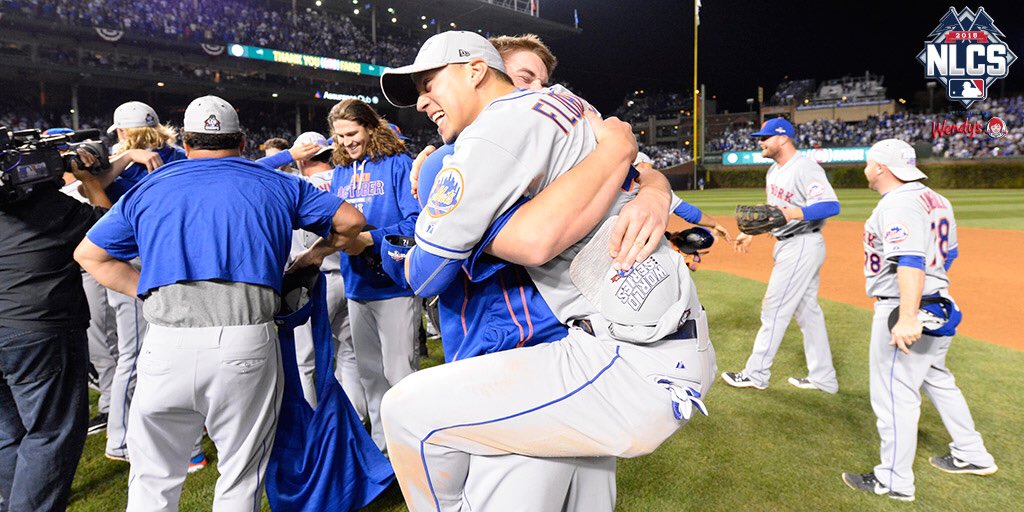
842,139 -> 996,502
724,118 -> 841,394
374,31 -> 716,511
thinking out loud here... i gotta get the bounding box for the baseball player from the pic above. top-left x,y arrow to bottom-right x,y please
100,101 -> 205,466
723,118 -> 841,393
376,31 -> 716,511
327,99 -> 421,452
281,131 -> 367,420
842,139 -> 996,501
75,95 -> 365,511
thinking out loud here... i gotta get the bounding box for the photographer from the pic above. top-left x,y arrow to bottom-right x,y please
0,149 -> 110,511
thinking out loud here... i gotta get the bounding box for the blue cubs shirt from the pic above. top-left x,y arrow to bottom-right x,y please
329,153 -> 419,300
87,157 -> 344,297
105,145 -> 186,202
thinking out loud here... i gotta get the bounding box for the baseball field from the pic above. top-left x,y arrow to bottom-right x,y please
68,188 -> 1022,511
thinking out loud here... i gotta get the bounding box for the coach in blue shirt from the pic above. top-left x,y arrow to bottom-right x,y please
75,95 -> 365,512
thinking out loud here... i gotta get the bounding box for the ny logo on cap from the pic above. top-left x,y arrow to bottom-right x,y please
204,115 -> 221,132
458,49 -> 470,57
775,127 -> 786,134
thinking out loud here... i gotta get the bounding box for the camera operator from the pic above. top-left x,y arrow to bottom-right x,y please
0,149 -> 110,511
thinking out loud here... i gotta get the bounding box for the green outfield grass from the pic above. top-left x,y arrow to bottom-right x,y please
68,271 -> 1021,511
678,188 -> 1024,230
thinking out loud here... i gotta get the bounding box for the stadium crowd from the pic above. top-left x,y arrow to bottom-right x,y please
1,0 -> 421,66
708,95 -> 1024,158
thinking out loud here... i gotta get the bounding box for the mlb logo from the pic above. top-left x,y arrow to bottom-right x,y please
947,79 -> 985,100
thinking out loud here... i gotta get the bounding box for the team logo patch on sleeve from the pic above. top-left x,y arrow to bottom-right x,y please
806,182 -> 825,199
884,223 -> 909,244
426,168 -> 463,218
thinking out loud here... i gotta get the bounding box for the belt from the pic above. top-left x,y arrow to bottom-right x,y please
567,318 -> 698,340
875,296 -> 899,301
776,228 -> 820,241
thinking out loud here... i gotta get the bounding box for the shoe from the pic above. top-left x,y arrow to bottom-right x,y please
787,377 -> 818,390
87,413 -> 108,435
188,452 -> 208,473
842,472 -> 914,502
105,451 -> 129,462
721,371 -> 766,390
930,453 -> 998,476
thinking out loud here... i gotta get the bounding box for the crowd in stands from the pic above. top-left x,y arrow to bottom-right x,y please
1,0 -> 422,66
614,90 -> 691,123
707,95 -> 1024,159
640,144 -> 692,168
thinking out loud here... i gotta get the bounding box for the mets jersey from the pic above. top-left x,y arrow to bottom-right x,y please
863,182 -> 957,298
765,153 -> 838,238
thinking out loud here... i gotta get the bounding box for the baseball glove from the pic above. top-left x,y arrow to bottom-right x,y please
735,204 -> 787,235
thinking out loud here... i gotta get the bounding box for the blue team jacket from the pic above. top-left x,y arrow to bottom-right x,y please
330,153 -> 419,301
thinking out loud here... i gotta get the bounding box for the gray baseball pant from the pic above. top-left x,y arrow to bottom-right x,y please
742,232 -> 838,392
461,454 -> 616,512
126,322 -> 282,512
83,272 -> 118,414
350,295 -> 422,451
105,289 -> 148,457
869,300 -> 994,496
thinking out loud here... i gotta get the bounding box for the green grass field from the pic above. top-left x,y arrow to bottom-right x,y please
678,188 -> 1024,230
68,268 -> 1023,511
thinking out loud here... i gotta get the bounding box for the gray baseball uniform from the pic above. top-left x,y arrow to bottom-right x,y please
863,182 -> 993,496
741,153 -> 839,392
381,86 -> 715,512
105,281 -> 147,458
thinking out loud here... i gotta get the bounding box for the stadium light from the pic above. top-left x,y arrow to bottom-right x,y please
388,8 -> 395,14
353,0 -> 358,3
157,82 -> 165,87
450,22 -> 457,28
354,8 -> 360,14
272,93 -> 279,98
391,17 -> 397,23
898,98 -> 907,104
841,96 -> 847,101
69,109 -> 75,113
422,24 -> 428,29
315,0 -> 322,6
421,15 -> 426,20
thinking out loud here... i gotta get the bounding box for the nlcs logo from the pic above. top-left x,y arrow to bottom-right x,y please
917,7 -> 1016,108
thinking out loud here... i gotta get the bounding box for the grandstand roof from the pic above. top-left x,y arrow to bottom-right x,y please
376,0 -> 580,40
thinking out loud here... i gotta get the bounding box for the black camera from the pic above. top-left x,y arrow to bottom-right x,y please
0,127 -> 110,204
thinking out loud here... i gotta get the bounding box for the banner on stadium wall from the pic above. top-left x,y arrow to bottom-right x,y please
228,44 -> 388,77
721,147 -> 871,166
314,91 -> 380,104
95,27 -> 125,42
201,43 -> 226,56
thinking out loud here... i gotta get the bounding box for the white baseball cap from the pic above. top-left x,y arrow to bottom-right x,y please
381,31 -> 507,108
868,139 -> 927,182
183,95 -> 241,134
633,151 -> 654,166
294,131 -> 333,158
107,101 -> 159,134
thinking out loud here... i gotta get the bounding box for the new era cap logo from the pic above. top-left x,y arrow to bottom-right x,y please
458,49 -> 470,57
204,114 -> 221,131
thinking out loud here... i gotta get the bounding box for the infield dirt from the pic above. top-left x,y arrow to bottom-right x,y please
669,217 -> 1024,350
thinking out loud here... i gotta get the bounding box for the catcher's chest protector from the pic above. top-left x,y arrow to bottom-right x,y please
267,274 -> 394,511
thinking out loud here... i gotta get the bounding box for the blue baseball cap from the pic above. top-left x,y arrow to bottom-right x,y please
751,118 -> 795,138
388,123 -> 411,141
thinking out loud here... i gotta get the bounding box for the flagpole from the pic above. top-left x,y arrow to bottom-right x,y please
692,1 -> 699,190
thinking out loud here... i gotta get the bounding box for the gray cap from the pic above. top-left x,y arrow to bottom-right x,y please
107,101 -> 159,134
294,131 -> 333,158
570,217 -> 694,344
868,139 -> 927,182
381,31 -> 507,108
183,95 -> 241,134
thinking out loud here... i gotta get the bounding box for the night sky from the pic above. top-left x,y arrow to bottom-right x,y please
538,0 -> 1024,114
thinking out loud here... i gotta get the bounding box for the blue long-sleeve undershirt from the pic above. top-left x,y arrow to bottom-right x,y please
800,200 -> 840,221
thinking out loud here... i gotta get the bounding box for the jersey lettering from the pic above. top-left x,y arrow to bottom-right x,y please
768,184 -> 796,203
531,91 -> 587,135
919,190 -> 947,214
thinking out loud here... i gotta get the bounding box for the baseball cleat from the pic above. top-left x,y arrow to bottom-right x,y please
842,472 -> 914,502
929,453 -> 998,476
787,377 -> 818,390
188,452 -> 209,473
105,451 -> 129,463
721,371 -> 766,390
87,412 -> 108,435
